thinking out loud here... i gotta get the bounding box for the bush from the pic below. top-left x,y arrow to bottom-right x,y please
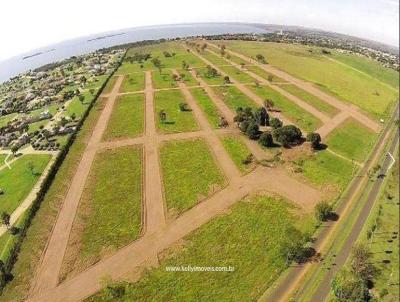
270,117 -> 283,129
258,131 -> 274,147
314,201 -> 333,221
306,132 -> 322,150
239,120 -> 250,133
245,121 -> 260,140
331,269 -> 369,302
273,125 -> 302,147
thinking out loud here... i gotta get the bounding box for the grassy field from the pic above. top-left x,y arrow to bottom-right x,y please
222,41 -> 399,119
359,155 -> 399,301
200,50 -> 228,66
326,118 -> 375,162
194,67 -> 224,85
102,76 -> 117,94
103,94 -> 144,140
119,72 -> 145,92
214,85 -> 257,111
0,154 -> 51,214
152,69 -> 178,89
249,85 -> 322,132
160,139 -> 226,215
87,195 -> 315,302
292,151 -> 356,193
176,69 -> 199,86
221,135 -> 255,174
246,65 -> 287,83
155,90 -> 199,133
60,146 -> 143,280
277,84 -> 339,117
0,97 -> 106,302
219,65 -> 256,83
190,87 -> 222,128
66,91 -> 94,118
0,113 -> 18,128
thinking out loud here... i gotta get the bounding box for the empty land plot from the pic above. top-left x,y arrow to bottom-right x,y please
103,94 -> 144,140
67,91 -> 94,118
160,138 -> 226,215
219,65 -> 256,83
152,70 -> 178,89
102,76 -> 117,94
176,69 -> 199,86
200,50 -> 229,66
292,151 -> 355,193
115,62 -> 144,75
194,67 -> 224,85
60,146 -> 143,280
246,65 -> 287,83
120,72 -> 145,92
326,118 -> 375,162
155,90 -> 199,133
0,154 -> 51,214
88,195 -> 315,302
249,85 -> 322,132
220,135 -> 255,174
214,85 -> 257,111
277,84 -> 339,117
190,87 -> 222,128
223,41 -> 399,119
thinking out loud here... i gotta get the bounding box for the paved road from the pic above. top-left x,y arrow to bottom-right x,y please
309,128 -> 399,301
264,105 -> 398,301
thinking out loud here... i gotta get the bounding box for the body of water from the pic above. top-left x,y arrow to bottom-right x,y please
0,23 -> 269,82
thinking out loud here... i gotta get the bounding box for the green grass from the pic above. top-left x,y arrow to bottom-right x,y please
155,90 -> 199,133
176,69 -> 199,86
194,67 -> 224,85
293,151 -> 355,192
221,135 -> 254,174
0,154 -> 51,214
60,146 -> 143,279
358,156 -> 399,301
0,97 -> 106,302
152,69 -> 178,89
326,118 -> 375,162
190,87 -> 222,128
223,41 -> 399,119
249,85 -> 322,132
103,76 -> 117,94
200,50 -> 229,66
87,195 -> 315,302
66,91 -> 94,118
115,62 -> 145,75
160,139 -> 225,215
246,65 -> 287,83
219,65 -> 256,83
103,94 -> 144,140
119,72 -> 145,92
214,85 -> 257,111
277,84 -> 339,117
0,113 -> 18,128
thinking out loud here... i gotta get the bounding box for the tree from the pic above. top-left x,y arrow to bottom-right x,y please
240,62 -> 245,69
245,121 -> 260,140
223,76 -> 231,84
151,57 -> 163,73
306,132 -> 322,150
182,61 -> 189,70
269,117 -> 283,129
258,131 -> 274,147
205,65 -> 219,78
11,145 -> 19,156
159,110 -> 167,123
256,54 -> 266,63
280,226 -> 312,264
0,260 -> 6,288
78,95 -> 85,104
1,212 -> 10,229
273,125 -> 302,147
254,107 -> 269,126
314,201 -> 333,221
264,98 -> 274,110
27,161 -> 36,175
350,244 -> 377,282
331,269 -> 369,302
89,88 -> 95,95
267,75 -> 274,82
179,103 -> 189,112
239,120 -> 250,133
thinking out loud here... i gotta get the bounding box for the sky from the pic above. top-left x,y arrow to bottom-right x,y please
0,0 -> 398,61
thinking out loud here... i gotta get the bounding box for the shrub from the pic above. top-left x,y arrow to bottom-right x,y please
245,121 -> 260,140
258,131 -> 274,147
314,201 -> 333,221
270,117 -> 283,129
273,125 -> 302,147
306,132 -> 322,150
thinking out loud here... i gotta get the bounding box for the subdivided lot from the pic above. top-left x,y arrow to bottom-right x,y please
222,41 -> 399,119
152,69 -> 178,89
200,50 -> 228,66
220,135 -> 255,174
103,76 -> 117,94
194,67 -> 224,85
119,72 -> 145,92
359,158 -> 399,301
249,85 -> 322,133
326,118 -> 375,162
219,65 -> 256,83
277,84 -> 339,117
155,90 -> 199,133
176,69 -> 199,86
246,65 -> 287,83
88,195 -> 315,302
0,98 -> 107,302
60,146 -> 143,281
291,151 -> 355,194
103,94 -> 144,141
0,154 -> 52,214
190,87 -> 222,128
159,138 -> 226,215
214,85 -> 257,111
